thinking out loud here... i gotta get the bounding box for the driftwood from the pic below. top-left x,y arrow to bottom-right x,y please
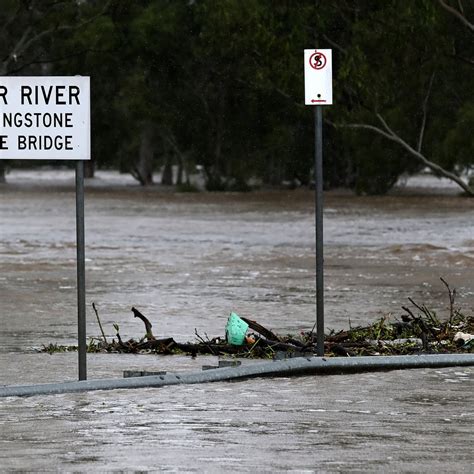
42,281 -> 474,357
112,334 -> 310,357
127,309 -> 298,356
92,302 -> 108,344
240,317 -> 280,341
132,306 -> 156,341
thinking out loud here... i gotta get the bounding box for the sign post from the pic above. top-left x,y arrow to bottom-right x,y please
304,49 -> 332,356
75,160 -> 87,380
0,76 -> 90,380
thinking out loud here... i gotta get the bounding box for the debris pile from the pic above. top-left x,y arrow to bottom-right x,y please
42,278 -> 473,358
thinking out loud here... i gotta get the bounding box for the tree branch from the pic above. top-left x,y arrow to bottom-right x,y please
5,46 -> 119,75
18,0 -> 112,58
1,26 -> 32,74
131,307 -> 156,341
1,0 -> 112,75
339,122 -> 395,141
438,0 -> 474,33
375,113 -> 395,136
417,72 -> 436,153
334,117 -> 474,196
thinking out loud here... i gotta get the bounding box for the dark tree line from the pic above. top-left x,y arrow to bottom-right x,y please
1,0 -> 473,194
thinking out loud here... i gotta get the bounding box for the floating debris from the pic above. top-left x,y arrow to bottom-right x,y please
41,278 -> 473,358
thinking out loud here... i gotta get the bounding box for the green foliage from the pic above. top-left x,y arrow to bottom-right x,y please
41,343 -> 76,354
440,104 -> 474,170
176,182 -> 200,193
2,0 -> 473,192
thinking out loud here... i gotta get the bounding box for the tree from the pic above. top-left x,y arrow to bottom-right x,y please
0,0 -> 112,181
3,0 -> 471,193
329,0 -> 473,194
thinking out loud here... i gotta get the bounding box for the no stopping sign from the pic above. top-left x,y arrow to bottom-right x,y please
304,49 -> 332,105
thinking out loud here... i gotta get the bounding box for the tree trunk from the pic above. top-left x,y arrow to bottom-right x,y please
160,129 -> 189,186
161,155 -> 173,185
214,94 -> 225,177
176,156 -> 184,185
132,123 -> 154,186
0,163 -> 5,184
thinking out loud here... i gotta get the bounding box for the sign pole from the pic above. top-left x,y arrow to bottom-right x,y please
305,48 -> 331,356
314,106 -> 324,356
75,160 -> 87,380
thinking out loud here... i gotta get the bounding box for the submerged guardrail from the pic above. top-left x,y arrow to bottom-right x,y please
1,354 -> 473,398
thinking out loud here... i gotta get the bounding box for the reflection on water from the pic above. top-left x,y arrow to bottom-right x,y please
1,170 -> 473,470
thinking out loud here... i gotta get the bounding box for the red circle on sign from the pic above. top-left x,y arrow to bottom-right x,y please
309,51 -> 327,70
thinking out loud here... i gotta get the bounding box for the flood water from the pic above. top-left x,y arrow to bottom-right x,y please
1,170 -> 473,471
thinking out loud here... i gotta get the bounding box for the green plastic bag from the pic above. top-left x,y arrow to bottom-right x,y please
225,312 -> 249,345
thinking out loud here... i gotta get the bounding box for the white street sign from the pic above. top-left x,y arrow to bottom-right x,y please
304,49 -> 332,105
0,76 -> 90,160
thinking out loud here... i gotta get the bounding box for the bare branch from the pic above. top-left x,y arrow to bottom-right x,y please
1,26 -> 32,75
92,302 -> 108,344
18,0 -> 112,58
131,307 -> 156,341
440,277 -> 456,324
5,47 -> 117,75
375,113 -> 396,136
338,122 -> 395,141
335,116 -> 474,196
438,0 -> 474,33
1,0 -> 112,75
417,72 -> 436,152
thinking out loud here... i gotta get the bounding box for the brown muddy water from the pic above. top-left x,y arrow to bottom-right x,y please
1,170 -> 473,472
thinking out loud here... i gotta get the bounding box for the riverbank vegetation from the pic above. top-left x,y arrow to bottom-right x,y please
1,1 -> 473,194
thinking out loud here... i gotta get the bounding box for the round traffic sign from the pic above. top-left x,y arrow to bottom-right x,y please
309,51 -> 327,70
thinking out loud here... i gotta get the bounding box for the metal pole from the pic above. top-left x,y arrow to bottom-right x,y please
3,354 -> 474,397
315,106 -> 324,356
75,161 -> 87,380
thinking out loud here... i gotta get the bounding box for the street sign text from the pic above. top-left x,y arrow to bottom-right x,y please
0,76 -> 90,160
